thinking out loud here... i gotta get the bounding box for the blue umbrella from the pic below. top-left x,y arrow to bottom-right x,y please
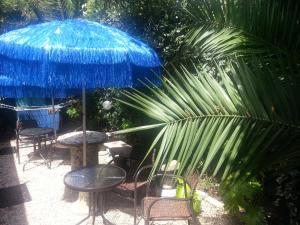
0,19 -> 161,165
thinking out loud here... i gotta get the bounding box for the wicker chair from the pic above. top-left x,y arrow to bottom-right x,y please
110,149 -> 156,225
139,172 -> 200,225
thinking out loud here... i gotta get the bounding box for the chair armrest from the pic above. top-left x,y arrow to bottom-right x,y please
134,164 -> 152,189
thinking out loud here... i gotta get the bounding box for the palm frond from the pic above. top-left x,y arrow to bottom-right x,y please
185,0 -> 300,60
119,60 -> 300,182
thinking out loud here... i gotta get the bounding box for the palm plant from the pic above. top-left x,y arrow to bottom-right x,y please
184,0 -> 300,62
118,60 -> 300,182
0,0 -> 86,25
116,1 -> 300,222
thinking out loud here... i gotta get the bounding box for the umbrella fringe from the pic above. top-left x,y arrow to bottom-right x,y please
0,56 -> 161,89
0,75 -> 81,98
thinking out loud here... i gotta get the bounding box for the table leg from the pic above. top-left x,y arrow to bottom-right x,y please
38,136 -> 41,151
89,191 -> 108,225
16,136 -> 20,164
89,192 -> 92,215
23,136 -> 49,171
92,192 -> 98,225
33,138 -> 37,153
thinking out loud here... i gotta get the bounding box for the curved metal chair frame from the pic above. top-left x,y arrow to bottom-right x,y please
16,119 -> 53,169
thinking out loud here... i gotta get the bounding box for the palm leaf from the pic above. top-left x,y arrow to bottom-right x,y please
118,59 -> 300,181
184,0 -> 300,60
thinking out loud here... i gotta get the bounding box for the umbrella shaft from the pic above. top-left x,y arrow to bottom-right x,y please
82,87 -> 87,166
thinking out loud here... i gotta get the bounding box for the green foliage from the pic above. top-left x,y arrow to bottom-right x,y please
184,0 -> 300,62
198,175 -> 218,193
84,0 -> 193,66
65,88 -> 147,132
66,106 -> 80,119
220,178 -> 266,225
86,88 -> 134,131
118,61 -> 300,182
0,0 -> 86,31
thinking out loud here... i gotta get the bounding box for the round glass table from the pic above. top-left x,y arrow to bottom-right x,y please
64,164 -> 126,225
19,127 -> 53,137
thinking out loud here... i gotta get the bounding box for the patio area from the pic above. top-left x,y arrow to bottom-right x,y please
0,136 -> 236,225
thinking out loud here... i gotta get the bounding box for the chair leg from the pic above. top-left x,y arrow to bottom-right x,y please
48,145 -> 53,169
16,137 -> 20,164
134,189 -> 138,225
144,219 -> 150,225
191,214 -> 200,225
48,137 -> 55,169
88,192 -> 92,215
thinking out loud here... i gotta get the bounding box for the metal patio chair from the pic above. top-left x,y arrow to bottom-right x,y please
109,147 -> 156,225
139,172 -> 200,225
15,119 -> 38,164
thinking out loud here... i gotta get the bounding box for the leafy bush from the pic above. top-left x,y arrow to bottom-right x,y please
220,178 -> 266,225
66,107 -> 80,119
64,88 -> 150,132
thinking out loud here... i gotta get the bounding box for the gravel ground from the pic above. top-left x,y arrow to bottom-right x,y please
0,139 -> 238,225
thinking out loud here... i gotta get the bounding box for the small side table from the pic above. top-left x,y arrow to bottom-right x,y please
103,140 -> 132,168
64,164 -> 126,225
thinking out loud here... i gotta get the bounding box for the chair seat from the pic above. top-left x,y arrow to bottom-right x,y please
142,197 -> 192,219
117,180 -> 148,191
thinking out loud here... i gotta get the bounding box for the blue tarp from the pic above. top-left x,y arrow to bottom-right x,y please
16,98 -> 59,130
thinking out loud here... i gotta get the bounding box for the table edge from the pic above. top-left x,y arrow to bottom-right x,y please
63,164 -> 127,192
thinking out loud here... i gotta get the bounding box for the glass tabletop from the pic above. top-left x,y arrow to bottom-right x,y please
19,128 -> 53,136
57,131 -> 106,146
64,164 -> 126,192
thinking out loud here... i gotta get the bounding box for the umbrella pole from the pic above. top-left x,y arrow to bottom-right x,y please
51,97 -> 57,140
82,86 -> 87,166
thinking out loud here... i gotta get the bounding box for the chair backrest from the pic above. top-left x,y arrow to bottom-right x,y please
16,119 -> 38,131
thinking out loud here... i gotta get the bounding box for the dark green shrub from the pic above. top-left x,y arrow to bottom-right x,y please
220,177 -> 266,225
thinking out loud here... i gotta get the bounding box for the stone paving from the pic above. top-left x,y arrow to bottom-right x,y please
0,139 -> 238,225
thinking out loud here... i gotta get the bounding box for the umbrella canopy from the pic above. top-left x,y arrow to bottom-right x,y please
0,19 -> 161,166
0,19 -> 161,89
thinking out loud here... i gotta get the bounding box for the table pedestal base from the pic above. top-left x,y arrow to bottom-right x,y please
70,146 -> 99,170
63,164 -> 126,225
84,192 -> 108,225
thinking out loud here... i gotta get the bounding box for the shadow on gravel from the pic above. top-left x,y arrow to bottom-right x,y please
0,137 -> 29,225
